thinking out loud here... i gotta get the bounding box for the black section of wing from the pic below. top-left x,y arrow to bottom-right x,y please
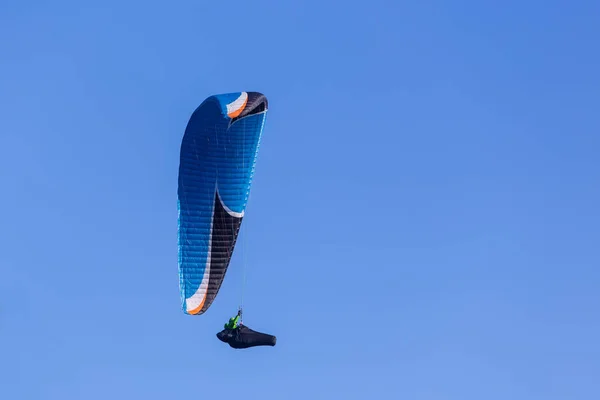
231,92 -> 268,124
200,190 -> 243,314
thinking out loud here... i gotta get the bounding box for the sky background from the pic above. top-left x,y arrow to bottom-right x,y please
1,0 -> 599,399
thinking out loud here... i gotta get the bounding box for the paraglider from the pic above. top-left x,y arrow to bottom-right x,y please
216,309 -> 276,349
177,91 -> 275,349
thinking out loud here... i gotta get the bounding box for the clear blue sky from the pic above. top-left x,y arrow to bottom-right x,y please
1,1 -> 599,398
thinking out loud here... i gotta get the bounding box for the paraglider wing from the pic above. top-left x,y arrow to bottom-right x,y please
177,92 -> 268,315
